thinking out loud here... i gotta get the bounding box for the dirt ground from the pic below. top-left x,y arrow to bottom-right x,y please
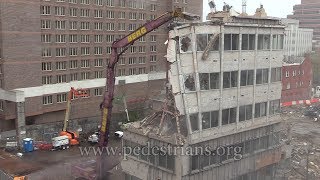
281,104 -> 320,180
0,139 -> 124,180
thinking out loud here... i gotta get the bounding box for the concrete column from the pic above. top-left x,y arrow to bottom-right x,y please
15,102 -> 26,149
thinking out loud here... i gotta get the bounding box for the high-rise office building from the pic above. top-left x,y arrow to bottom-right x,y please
0,0 -> 202,134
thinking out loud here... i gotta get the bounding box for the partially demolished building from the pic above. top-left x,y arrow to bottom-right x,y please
122,8 -> 289,180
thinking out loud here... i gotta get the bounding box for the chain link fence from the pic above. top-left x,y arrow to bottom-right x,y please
0,169 -> 13,180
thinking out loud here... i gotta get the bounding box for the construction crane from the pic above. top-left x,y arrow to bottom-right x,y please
96,7 -> 200,179
59,87 -> 89,145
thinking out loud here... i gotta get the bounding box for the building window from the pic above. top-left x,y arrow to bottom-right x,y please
106,10 -> 115,19
150,55 -> 156,62
202,110 -> 219,129
286,83 -> 291,90
118,69 -> 126,76
151,4 -> 156,11
292,70 -> 297,77
195,34 -> 220,52
69,34 -> 78,43
242,34 -> 255,50
138,67 -> 146,74
106,23 -> 115,31
56,61 -> 67,70
258,34 -> 271,50
42,62 -> 52,71
41,6 -> 51,15
271,67 -> 281,82
269,100 -> 280,115
41,20 -> 51,29
272,34 -> 284,50
94,59 -> 103,67
150,35 -> 156,42
94,22 -> 103,30
129,12 -> 137,20
150,65 -> 156,72
55,6 -> 65,16
189,113 -> 199,132
43,95 -> 53,105
69,8 -> 77,17
94,47 -> 103,55
55,48 -> 66,57
119,0 -> 126,7
118,23 -> 126,31
106,47 -> 112,54
138,57 -> 146,64
240,70 -> 254,86
80,22 -> 90,30
81,59 -> 90,68
128,24 -> 136,31
139,36 -> 146,42
80,9 -> 90,17
41,34 -> 51,43
94,71 -> 103,78
81,47 -> 90,55
70,21 -> 77,30
69,0 -> 77,3
106,35 -> 115,43
55,34 -> 66,43
256,69 -> 269,85
119,58 -> 125,65
94,10 -> 103,18
224,34 -> 239,50
56,74 -> 67,83
42,76 -> 52,85
69,47 -> 78,56
150,45 -> 157,52
222,108 -> 237,125
55,20 -> 66,29
128,57 -> 136,65
106,0 -> 114,6
150,14 -> 156,20
93,35 -> 102,43
285,71 -> 289,77
70,60 -> 78,69
223,71 -> 238,88
94,0 -> 103,6
254,102 -> 267,118
119,11 -> 126,19
130,46 -> 136,53
80,72 -> 90,80
129,68 -> 136,75
80,0 -> 90,5
42,48 -> 52,57
57,94 -> 67,103
70,73 -> 78,81
139,13 -> 145,20
199,73 -> 220,90
94,88 -> 103,96
239,105 -> 253,122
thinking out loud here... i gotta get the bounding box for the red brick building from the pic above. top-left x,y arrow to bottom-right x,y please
281,56 -> 313,103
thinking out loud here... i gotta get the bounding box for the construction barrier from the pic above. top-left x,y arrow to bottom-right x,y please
281,98 -> 320,107
0,169 -> 13,180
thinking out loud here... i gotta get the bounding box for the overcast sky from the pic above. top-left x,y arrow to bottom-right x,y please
203,0 -> 301,19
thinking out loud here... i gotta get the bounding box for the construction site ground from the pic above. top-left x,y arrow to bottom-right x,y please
0,138 -> 123,180
281,104 -> 320,180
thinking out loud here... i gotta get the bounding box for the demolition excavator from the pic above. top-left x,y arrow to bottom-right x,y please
96,8 -> 200,179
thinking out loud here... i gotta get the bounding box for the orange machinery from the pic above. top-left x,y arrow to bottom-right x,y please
59,87 -> 89,145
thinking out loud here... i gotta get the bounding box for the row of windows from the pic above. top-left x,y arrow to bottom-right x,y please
190,100 -> 281,131
181,34 -> 284,53
42,46 -> 157,57
42,34 -> 151,43
285,69 -> 305,77
42,72 -> 103,84
42,88 -> 103,105
186,68 -> 281,92
41,7 -> 154,20
285,80 -> 311,90
42,0 -> 159,10
191,132 -> 280,170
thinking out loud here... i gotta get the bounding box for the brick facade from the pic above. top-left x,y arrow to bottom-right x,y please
281,56 -> 313,103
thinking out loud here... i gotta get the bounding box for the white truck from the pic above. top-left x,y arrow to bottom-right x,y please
52,135 -> 69,150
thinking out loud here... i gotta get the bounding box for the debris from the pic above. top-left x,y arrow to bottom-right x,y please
16,153 -> 23,157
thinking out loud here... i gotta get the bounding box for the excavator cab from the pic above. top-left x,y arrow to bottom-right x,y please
59,88 -> 89,146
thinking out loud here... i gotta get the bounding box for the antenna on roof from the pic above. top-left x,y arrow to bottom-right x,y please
208,0 -> 216,13
242,0 -> 247,14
